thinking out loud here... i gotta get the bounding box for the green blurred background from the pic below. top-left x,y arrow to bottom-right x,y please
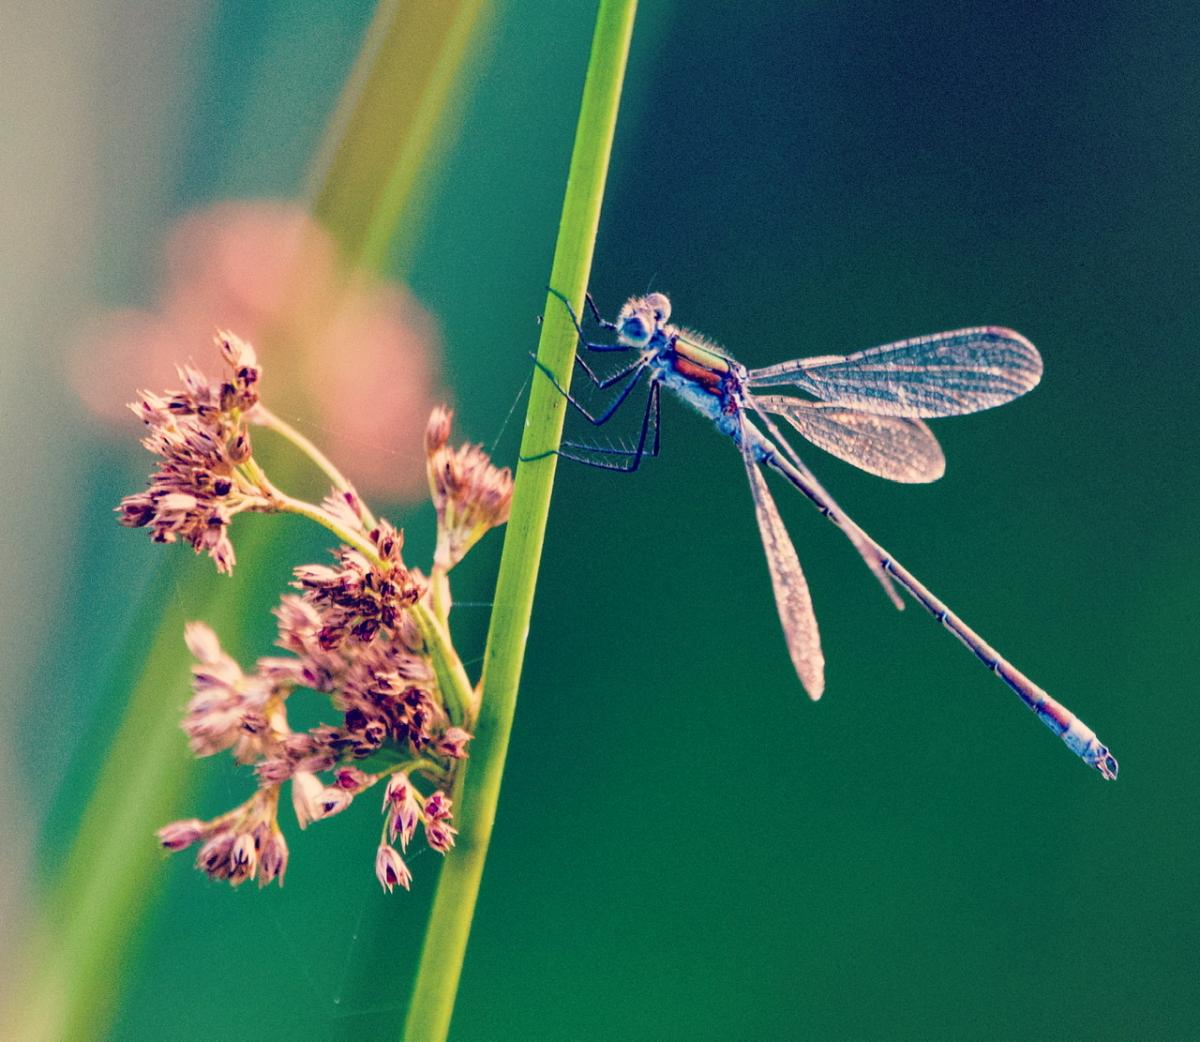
4,1 -> 1198,1039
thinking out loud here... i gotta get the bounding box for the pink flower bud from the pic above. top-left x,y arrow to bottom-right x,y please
229,832 -> 258,885
183,622 -> 222,664
257,829 -> 289,888
315,787 -> 351,818
425,405 -> 453,455
424,790 -> 452,821
229,428 -> 252,464
334,766 -> 370,792
291,771 -> 325,830
157,818 -> 206,851
425,819 -> 457,854
436,727 -> 472,760
383,773 -> 410,808
375,844 -> 413,893
216,330 -> 258,371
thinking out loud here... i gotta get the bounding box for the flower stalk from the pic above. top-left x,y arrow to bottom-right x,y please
255,404 -> 378,527
29,0 -> 633,1034
260,487 -> 477,726
401,2 -> 639,1038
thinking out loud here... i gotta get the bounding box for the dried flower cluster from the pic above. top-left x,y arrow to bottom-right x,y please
118,332 -> 271,574
426,404 -> 515,569
119,334 -> 513,891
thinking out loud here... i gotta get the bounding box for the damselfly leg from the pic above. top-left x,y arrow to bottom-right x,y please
545,286 -> 624,350
523,289 -> 660,469
528,355 -> 649,425
522,379 -> 660,472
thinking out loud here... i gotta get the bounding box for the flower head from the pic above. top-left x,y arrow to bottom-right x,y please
183,622 -> 285,761
156,818 -> 206,852
435,727 -> 473,760
377,778 -> 458,866
385,774 -> 421,851
341,671 -> 442,757
166,789 -> 289,889
142,357 -> 489,894
423,789 -> 457,853
267,594 -> 347,692
118,332 -> 273,574
292,520 -> 422,648
423,790 -> 452,821
426,407 -> 513,569
424,818 -> 458,854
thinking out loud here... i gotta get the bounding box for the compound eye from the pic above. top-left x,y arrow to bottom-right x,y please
644,292 -> 671,323
619,314 -> 651,346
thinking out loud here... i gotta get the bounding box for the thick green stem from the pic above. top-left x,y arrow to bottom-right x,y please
401,3 -> 638,1039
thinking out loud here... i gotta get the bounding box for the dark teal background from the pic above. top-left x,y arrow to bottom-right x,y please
14,2 -> 1199,1039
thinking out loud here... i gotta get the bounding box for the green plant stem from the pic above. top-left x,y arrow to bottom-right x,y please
411,602 -> 475,728
401,3 -> 638,1039
271,491 -> 380,560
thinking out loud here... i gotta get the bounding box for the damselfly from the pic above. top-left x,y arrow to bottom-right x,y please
530,289 -> 1118,780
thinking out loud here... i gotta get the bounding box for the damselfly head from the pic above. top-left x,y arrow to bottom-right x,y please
616,293 -> 671,347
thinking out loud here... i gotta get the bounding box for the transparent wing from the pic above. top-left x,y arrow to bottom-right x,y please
747,327 -> 1042,418
755,395 -> 946,483
743,396 -> 905,610
738,414 -> 825,699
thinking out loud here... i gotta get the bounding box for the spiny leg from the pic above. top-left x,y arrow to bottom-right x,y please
550,380 -> 659,472
524,380 -> 660,472
530,354 -> 649,426
570,351 -> 646,391
545,286 -> 626,352
584,292 -> 616,330
557,378 -> 661,462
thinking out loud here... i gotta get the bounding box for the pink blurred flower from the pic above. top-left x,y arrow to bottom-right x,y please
71,199 -> 440,499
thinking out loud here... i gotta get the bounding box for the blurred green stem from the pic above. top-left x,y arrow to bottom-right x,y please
401,2 -> 638,1039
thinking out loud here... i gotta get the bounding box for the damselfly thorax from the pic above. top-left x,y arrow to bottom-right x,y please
623,295 -> 750,438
